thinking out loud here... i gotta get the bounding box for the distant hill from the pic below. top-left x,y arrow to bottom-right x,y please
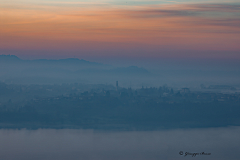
0,55 -> 151,85
0,55 -> 150,74
0,55 -> 21,62
0,55 -> 101,66
31,58 -> 101,66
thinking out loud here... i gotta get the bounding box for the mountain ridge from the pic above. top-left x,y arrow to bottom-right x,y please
0,55 -> 150,76
0,55 -> 102,66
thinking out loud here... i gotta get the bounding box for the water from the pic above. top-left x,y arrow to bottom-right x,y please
0,127 -> 240,160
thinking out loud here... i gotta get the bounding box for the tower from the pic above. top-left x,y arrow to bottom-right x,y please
116,81 -> 118,90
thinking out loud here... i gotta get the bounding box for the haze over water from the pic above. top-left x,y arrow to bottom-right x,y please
1,127 -> 240,160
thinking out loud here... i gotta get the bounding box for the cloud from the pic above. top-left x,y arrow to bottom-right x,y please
0,2 -> 240,57
119,9 -> 199,18
190,4 -> 240,12
117,4 -> 240,19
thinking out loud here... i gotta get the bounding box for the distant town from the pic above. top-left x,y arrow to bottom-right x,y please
0,82 -> 240,130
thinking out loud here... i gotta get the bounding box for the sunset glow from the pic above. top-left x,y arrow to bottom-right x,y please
1,0 -> 240,59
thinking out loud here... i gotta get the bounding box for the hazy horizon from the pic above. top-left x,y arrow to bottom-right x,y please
0,54 -> 240,88
1,0 -> 240,61
1,0 -> 240,159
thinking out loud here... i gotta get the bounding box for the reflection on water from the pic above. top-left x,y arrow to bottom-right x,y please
0,127 -> 240,160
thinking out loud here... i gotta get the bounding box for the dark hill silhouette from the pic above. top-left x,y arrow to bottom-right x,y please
31,58 -> 101,65
0,55 -> 101,66
0,55 -> 21,62
0,55 -> 151,85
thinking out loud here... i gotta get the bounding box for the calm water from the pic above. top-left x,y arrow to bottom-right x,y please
0,127 -> 240,160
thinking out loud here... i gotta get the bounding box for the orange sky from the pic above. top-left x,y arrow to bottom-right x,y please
1,1 -> 240,59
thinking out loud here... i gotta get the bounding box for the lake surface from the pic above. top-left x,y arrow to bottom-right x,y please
0,127 -> 240,160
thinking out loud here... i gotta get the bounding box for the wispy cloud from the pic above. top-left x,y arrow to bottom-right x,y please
0,2 -> 240,58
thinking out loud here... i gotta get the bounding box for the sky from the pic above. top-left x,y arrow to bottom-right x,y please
0,0 -> 240,63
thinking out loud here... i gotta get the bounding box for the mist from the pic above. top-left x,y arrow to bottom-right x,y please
0,127 -> 240,160
0,55 -> 240,88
